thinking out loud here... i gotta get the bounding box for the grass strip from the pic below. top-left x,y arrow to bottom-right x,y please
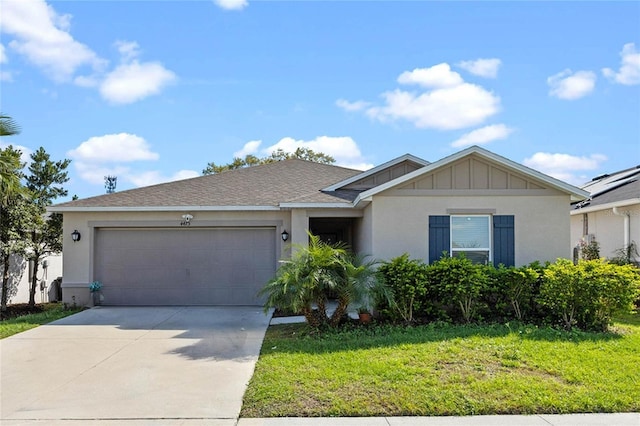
0,303 -> 83,339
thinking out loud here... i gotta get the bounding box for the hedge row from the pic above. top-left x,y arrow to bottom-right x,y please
375,254 -> 640,332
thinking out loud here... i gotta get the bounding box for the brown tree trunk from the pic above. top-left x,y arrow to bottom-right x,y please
329,296 -> 349,327
28,255 -> 39,307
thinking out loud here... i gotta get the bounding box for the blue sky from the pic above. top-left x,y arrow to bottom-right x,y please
1,0 -> 639,201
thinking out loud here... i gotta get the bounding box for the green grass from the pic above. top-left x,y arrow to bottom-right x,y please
0,303 -> 83,339
241,313 -> 640,417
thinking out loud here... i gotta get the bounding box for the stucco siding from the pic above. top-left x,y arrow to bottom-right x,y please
370,195 -> 571,266
570,204 -> 640,260
354,204 -> 373,255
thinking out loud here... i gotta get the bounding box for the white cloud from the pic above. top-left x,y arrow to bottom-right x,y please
547,69 -> 596,100
450,124 -> 514,148
115,40 -> 141,63
127,169 -> 199,187
0,45 -> 13,81
265,136 -> 363,163
335,99 -> 371,112
213,0 -> 248,10
0,0 -> 103,82
602,43 -> 640,85
0,2 -> 176,104
100,61 -> 176,104
68,133 -> 200,189
233,140 -> 262,158
98,40 -> 176,104
523,152 -> 607,185
234,136 -> 373,170
341,63 -> 501,131
68,133 -> 159,163
366,84 -> 500,130
457,58 -> 502,78
74,163 -> 130,185
397,63 -> 463,88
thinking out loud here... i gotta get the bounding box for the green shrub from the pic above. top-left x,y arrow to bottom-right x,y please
428,254 -> 489,323
538,258 -> 640,331
377,254 -> 430,323
489,265 -> 539,322
577,259 -> 639,330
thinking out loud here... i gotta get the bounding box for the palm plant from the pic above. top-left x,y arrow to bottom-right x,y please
0,114 -> 20,137
260,233 -> 391,328
329,253 -> 388,326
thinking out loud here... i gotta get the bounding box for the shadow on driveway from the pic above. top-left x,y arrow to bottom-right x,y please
1,306 -> 272,423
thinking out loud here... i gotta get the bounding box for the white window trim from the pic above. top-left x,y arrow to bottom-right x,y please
450,215 -> 493,263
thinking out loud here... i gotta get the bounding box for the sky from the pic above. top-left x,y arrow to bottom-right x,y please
1,0 -> 639,201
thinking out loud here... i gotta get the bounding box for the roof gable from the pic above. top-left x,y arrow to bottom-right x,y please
355,146 -> 589,204
399,155 -> 546,191
322,154 -> 429,191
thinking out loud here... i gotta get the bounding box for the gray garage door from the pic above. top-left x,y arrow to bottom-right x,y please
94,228 -> 276,306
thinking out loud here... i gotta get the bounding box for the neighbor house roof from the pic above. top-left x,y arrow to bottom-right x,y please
51,159 -> 362,211
571,165 -> 640,214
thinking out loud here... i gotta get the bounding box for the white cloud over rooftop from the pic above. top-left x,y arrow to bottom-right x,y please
235,136 -> 373,170
451,124 -> 514,148
523,152 -> 607,185
338,62 -> 501,131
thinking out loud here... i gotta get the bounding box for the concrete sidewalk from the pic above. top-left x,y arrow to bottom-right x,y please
238,413 -> 639,426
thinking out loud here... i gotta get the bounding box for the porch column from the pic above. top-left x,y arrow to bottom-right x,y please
290,209 -> 309,248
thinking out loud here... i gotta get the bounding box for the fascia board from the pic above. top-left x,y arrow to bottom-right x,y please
279,202 -> 356,209
570,198 -> 640,215
47,205 -> 282,213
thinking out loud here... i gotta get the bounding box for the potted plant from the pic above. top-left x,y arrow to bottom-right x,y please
357,306 -> 372,324
89,281 -> 103,306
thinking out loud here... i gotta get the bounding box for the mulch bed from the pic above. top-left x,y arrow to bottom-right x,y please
0,303 -> 46,321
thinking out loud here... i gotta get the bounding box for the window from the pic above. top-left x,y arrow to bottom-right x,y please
450,215 -> 491,264
429,215 -> 514,266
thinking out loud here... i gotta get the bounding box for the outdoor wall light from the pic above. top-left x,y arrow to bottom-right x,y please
281,230 -> 289,241
71,229 -> 81,242
181,214 -> 193,224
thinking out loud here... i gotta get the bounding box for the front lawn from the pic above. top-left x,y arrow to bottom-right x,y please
0,303 -> 83,339
241,313 -> 640,417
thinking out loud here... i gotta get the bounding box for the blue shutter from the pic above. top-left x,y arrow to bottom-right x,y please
429,216 -> 450,264
493,215 -> 515,267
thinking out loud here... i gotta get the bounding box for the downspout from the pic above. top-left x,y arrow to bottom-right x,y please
612,207 -> 630,248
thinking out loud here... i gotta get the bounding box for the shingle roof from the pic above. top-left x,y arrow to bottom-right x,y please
572,166 -> 640,210
53,159 -> 362,209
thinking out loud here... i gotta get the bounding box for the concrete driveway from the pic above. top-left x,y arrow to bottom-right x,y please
1,306 -> 272,425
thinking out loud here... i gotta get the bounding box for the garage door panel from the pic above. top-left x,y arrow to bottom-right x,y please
94,228 -> 275,305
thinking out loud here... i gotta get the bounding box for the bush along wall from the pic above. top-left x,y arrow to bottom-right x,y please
375,254 -> 640,332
